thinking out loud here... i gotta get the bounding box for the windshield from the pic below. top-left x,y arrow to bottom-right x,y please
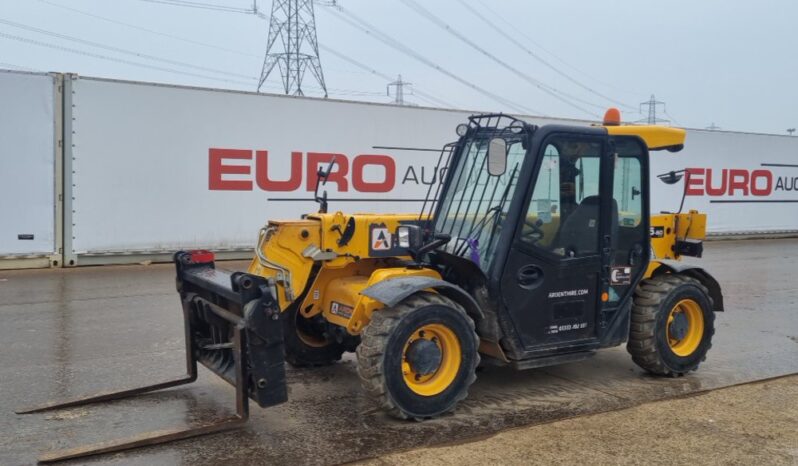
434,136 -> 526,270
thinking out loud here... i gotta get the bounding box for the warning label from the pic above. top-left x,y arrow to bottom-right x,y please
611,266 -> 633,285
330,301 -> 353,318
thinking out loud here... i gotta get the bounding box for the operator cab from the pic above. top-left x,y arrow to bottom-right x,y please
419,112 -> 662,361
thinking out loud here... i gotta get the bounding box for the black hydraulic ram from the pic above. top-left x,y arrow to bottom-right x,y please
15,250 -> 287,463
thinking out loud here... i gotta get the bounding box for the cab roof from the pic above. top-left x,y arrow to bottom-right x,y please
605,124 -> 686,152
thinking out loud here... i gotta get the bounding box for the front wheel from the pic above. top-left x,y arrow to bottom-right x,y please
627,274 -> 715,376
356,292 -> 479,420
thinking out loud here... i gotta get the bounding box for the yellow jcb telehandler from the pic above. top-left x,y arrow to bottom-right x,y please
19,109 -> 723,463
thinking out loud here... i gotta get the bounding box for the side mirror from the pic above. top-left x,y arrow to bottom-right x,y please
657,170 -> 685,185
487,138 -> 507,176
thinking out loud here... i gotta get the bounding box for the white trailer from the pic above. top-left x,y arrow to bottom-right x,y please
0,70 -> 62,269
1,71 -> 796,268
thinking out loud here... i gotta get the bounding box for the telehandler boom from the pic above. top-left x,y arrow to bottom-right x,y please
19,109 -> 723,462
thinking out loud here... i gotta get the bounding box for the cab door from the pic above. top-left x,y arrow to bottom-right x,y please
499,131 -> 612,355
596,136 -> 650,345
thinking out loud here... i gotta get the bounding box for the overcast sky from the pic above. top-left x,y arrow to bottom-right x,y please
1,0 -> 796,134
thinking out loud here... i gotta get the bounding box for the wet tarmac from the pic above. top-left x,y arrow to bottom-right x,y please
1,239 -> 796,465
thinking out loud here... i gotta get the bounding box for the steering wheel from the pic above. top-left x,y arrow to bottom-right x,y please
522,217 -> 545,244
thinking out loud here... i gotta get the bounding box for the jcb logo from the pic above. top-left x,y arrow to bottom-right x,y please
209,149 -> 396,193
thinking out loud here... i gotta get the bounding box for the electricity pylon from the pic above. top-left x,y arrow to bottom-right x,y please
258,0 -> 327,97
638,94 -> 669,125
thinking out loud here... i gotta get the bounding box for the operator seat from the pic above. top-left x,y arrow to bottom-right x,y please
552,195 -> 618,257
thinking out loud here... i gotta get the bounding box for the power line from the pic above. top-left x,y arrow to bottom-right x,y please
37,0 -> 526,111
319,44 -> 455,108
454,0 -> 635,112
39,0 -> 372,79
663,110 -> 681,126
321,5 -> 536,114
31,2 -> 432,103
398,0 -> 600,118
0,17 -> 254,80
0,30 -> 258,86
318,44 -> 394,82
411,94 -> 447,108
325,86 -> 384,96
472,0 -> 646,100
30,0 -> 524,110
39,0 -> 262,58
0,30 -> 387,99
136,0 -> 259,15
128,0 -> 529,110
0,62 -> 42,72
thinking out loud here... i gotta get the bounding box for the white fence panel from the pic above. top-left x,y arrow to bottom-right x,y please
0,70 -> 58,260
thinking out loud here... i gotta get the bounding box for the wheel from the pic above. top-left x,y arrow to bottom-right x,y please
356,292 -> 479,420
283,304 -> 346,367
627,274 -> 715,376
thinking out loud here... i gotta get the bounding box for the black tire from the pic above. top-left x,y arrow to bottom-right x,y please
628,274 -> 715,376
356,292 -> 479,420
283,305 -> 346,367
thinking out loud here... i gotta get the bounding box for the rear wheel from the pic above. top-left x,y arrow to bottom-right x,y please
283,304 -> 346,367
357,292 -> 479,420
628,274 -> 715,376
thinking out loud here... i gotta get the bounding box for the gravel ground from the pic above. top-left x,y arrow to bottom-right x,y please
364,375 -> 798,466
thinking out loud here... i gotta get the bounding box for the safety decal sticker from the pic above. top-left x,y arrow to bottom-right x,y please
611,266 -> 632,285
330,301 -> 353,318
372,227 -> 392,251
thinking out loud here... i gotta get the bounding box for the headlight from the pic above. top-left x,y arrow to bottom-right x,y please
456,123 -> 469,137
397,226 -> 411,248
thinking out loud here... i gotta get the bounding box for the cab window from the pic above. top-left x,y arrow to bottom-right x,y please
520,136 -> 603,258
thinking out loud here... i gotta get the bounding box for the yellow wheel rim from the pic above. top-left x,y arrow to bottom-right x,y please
294,312 -> 328,348
666,299 -> 704,357
297,327 -> 327,348
402,323 -> 461,396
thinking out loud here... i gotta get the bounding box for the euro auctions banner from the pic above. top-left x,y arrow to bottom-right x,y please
649,130 -> 798,234
68,76 -> 798,256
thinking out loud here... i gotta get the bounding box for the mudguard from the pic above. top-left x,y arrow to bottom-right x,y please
650,259 -> 725,312
360,276 -> 484,321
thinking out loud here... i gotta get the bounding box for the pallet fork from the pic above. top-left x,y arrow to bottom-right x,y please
16,251 -> 287,463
